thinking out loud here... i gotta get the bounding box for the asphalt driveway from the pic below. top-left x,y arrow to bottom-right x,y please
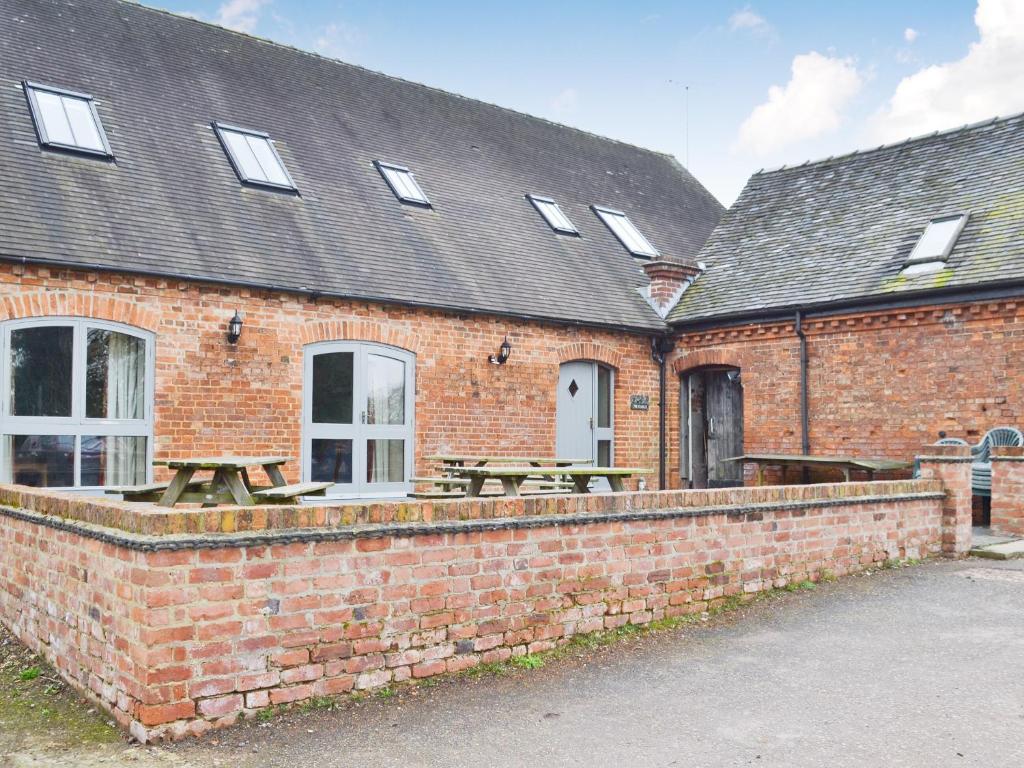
6,558 -> 1024,767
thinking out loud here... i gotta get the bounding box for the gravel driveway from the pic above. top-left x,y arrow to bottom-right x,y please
6,558 -> 1024,767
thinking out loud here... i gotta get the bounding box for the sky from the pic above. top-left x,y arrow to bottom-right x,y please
155,0 -> 1024,206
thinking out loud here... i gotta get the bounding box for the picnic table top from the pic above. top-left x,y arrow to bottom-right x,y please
456,465 -> 649,477
426,455 -> 592,464
725,454 -> 910,471
153,455 -> 291,470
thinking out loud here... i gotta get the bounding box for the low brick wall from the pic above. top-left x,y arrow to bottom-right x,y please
0,474 -> 966,742
992,446 -> 1024,536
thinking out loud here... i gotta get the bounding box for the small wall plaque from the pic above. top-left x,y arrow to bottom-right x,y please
630,394 -> 650,411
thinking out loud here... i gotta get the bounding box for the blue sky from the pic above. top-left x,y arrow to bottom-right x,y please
156,0 -> 1024,205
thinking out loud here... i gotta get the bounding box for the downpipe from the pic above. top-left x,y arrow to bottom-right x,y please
795,310 -> 811,481
651,335 -> 676,490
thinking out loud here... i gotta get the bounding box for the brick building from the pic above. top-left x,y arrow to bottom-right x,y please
1,0 -> 1022,504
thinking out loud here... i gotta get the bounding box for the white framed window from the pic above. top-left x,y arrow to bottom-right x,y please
905,213 -> 968,267
0,318 -> 154,489
375,161 -> 431,206
213,122 -> 297,191
527,195 -> 578,235
23,81 -> 112,157
592,206 -> 659,258
302,342 -> 415,499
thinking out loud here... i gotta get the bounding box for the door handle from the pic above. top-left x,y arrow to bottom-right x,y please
708,416 -> 715,439
360,411 -> 367,424
589,416 -> 594,430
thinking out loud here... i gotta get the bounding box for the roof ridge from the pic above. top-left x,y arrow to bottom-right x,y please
122,0 -> 679,163
753,111 -> 1024,176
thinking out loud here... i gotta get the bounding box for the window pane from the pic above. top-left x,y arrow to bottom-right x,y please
366,354 -> 405,425
910,216 -> 963,261
222,129 -> 265,181
246,135 -> 290,186
80,435 -> 146,486
597,439 -> 612,467
33,90 -> 75,146
62,96 -> 104,151
312,352 -> 354,424
310,438 -> 352,484
86,329 -> 145,419
366,439 -> 404,483
6,434 -> 75,487
597,366 -> 612,429
9,326 -> 73,417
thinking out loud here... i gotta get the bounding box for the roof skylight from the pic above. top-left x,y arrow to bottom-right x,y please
907,214 -> 967,264
527,195 -> 578,235
592,206 -> 659,258
24,82 -> 112,157
214,122 -> 296,191
375,161 -> 430,206
902,213 -> 967,275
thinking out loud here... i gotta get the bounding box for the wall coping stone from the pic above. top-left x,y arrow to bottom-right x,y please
992,446 -> 1024,460
0,479 -> 942,537
0,488 -> 945,551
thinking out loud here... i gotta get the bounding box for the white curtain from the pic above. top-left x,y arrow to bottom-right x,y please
105,333 -> 146,485
365,355 -> 404,483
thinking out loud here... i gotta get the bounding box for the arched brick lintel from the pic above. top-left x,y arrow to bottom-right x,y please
0,292 -> 160,333
555,342 -> 624,370
672,348 -> 742,375
300,319 -> 423,354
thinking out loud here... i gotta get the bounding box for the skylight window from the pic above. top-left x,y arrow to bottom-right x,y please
375,161 -> 430,206
592,206 -> 659,258
214,122 -> 296,191
906,214 -> 968,264
23,82 -> 112,157
527,195 -> 578,235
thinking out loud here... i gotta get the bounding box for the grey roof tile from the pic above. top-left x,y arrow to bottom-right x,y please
0,0 -> 723,332
671,115 -> 1024,325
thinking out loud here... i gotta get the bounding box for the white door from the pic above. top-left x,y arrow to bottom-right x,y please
556,362 -> 614,467
303,342 -> 414,498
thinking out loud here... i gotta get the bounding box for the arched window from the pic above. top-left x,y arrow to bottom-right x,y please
0,318 -> 154,489
302,342 -> 415,498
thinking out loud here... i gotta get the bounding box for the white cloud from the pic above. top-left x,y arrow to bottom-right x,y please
214,0 -> 269,33
549,88 -> 580,118
314,21 -> 359,59
873,0 -> 1024,142
734,52 -> 863,156
904,27 -> 918,43
729,6 -> 771,35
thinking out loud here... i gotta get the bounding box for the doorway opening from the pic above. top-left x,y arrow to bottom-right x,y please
681,367 -> 743,488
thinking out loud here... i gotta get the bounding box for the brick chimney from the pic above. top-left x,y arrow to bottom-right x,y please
642,257 -> 703,317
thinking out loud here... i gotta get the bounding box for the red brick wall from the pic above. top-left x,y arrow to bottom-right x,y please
0,263 -> 664,487
991,446 -> 1024,536
0,478 -> 955,741
669,300 -> 1024,484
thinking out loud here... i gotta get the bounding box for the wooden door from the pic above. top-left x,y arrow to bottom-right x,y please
706,370 -> 744,487
683,368 -> 743,488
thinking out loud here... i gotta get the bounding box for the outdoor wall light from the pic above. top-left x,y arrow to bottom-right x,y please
227,310 -> 243,344
488,336 -> 512,365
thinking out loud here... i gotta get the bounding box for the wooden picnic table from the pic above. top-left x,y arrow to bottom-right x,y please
726,453 -> 911,485
424,455 -> 592,492
110,456 -> 330,507
457,466 -> 649,497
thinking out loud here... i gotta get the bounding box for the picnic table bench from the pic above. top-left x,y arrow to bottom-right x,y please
457,466 -> 649,497
421,455 -> 592,494
726,453 -> 911,485
109,456 -> 331,507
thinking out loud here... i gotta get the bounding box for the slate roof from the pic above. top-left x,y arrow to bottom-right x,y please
671,113 -> 1024,325
0,0 -> 723,332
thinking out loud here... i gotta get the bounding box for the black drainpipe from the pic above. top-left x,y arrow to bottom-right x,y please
795,310 -> 811,481
651,335 -> 676,490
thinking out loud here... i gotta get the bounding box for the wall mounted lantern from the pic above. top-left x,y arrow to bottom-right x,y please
488,336 -> 512,365
227,310 -> 243,344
